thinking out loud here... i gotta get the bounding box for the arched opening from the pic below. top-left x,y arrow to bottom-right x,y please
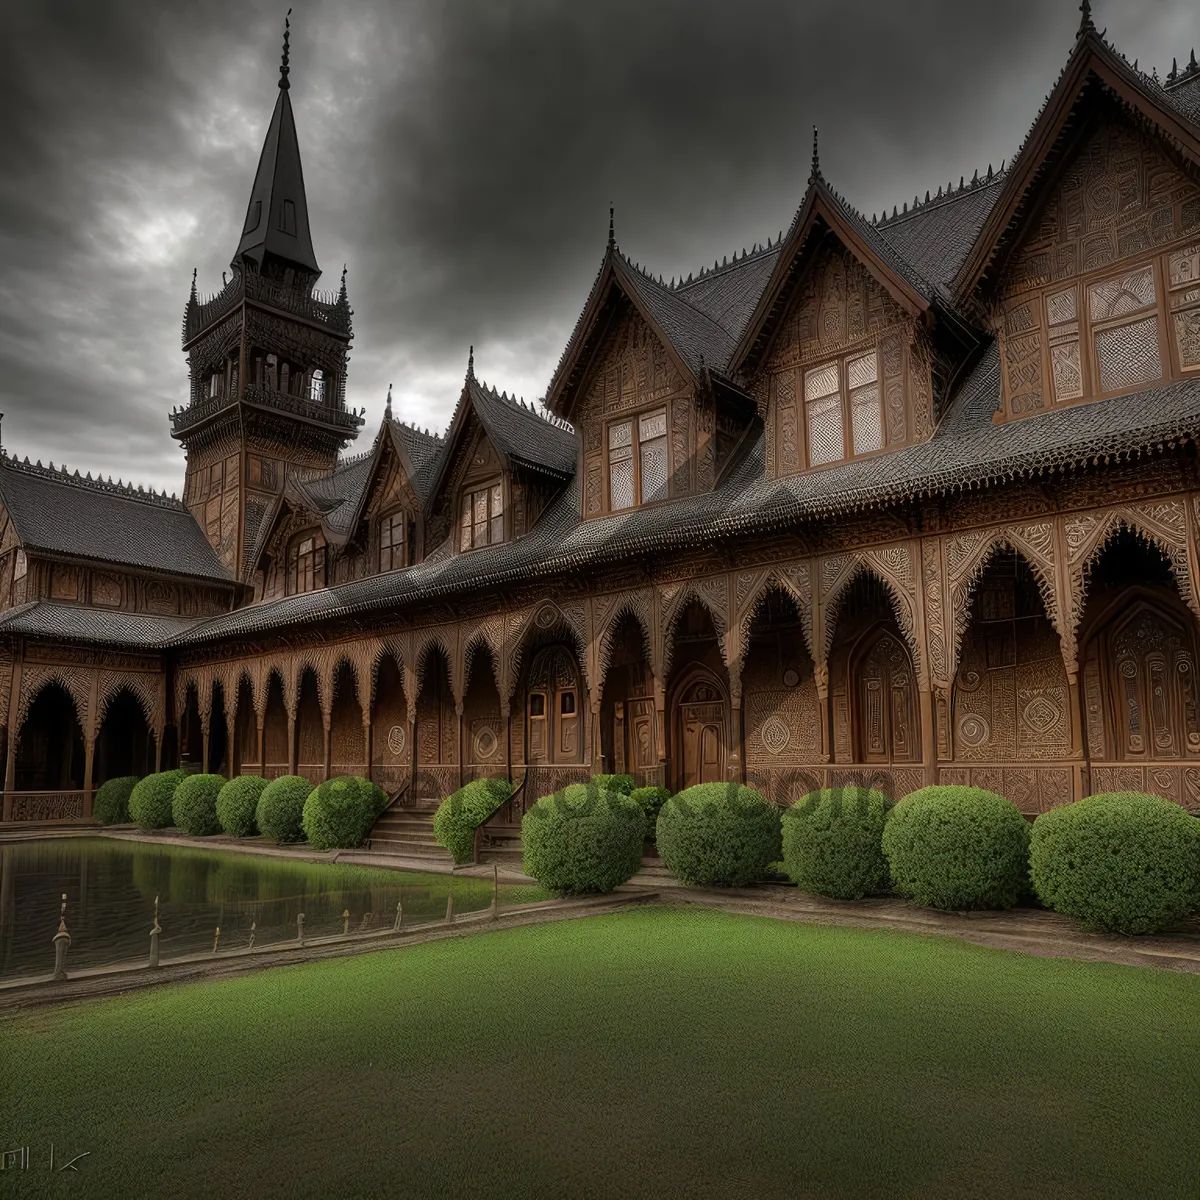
263,672 -> 289,779
742,587 -> 820,804
1079,528 -> 1200,770
295,668 -> 324,783
371,654 -> 408,795
952,550 -> 1069,763
207,683 -> 229,776
829,573 -> 919,765
180,685 -> 203,768
599,612 -> 658,786
666,601 -> 730,792
463,643 -> 504,782
94,689 -> 154,785
232,677 -> 258,778
15,682 -> 84,792
329,662 -> 365,777
414,645 -> 455,804
524,644 -> 583,768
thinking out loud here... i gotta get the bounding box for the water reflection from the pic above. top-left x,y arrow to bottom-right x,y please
0,838 -> 549,980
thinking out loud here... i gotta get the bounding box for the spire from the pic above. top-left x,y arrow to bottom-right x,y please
467,345 -> 475,379
607,203 -> 615,250
189,267 -> 197,301
1078,0 -> 1095,40
809,125 -> 822,184
279,8 -> 291,90
233,13 -> 319,275
385,383 -> 393,421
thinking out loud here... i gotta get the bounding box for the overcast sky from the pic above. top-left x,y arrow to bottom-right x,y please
0,0 -> 1194,494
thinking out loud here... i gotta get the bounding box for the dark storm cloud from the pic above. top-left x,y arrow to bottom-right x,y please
0,0 -> 1192,491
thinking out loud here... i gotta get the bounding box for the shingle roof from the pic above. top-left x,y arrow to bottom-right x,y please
672,245 -> 782,344
293,452 -> 376,538
389,420 -> 445,499
0,455 -> 230,583
464,374 -> 576,477
0,601 -> 202,647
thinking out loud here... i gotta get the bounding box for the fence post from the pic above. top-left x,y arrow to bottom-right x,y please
444,894 -> 454,924
248,921 -> 257,951
212,926 -> 221,955
393,898 -> 403,931
343,908 -> 350,936
492,863 -> 499,921
297,912 -> 305,947
51,893 -> 70,982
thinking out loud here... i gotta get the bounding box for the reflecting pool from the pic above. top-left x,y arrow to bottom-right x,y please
0,837 -> 551,980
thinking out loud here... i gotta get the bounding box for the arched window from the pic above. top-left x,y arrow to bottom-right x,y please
310,369 -> 325,404
287,530 -> 327,595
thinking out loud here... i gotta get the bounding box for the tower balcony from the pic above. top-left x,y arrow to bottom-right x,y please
183,270 -> 352,347
170,386 -> 363,440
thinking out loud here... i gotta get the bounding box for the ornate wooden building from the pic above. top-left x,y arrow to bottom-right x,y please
4,12 -> 1200,857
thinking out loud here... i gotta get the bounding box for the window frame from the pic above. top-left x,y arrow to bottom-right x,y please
458,478 -> 505,553
379,509 -> 406,572
799,346 -> 885,471
286,529 -> 327,596
603,404 -> 670,512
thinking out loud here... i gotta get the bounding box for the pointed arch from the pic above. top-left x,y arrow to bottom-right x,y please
736,569 -> 815,672
15,665 -> 90,736
596,596 -> 654,693
662,585 -> 728,678
822,558 -> 921,678
507,602 -> 588,699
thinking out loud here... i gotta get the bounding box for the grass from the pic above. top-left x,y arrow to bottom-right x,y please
1,906 -> 1198,1199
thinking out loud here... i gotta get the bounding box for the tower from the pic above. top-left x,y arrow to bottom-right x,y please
173,15 -> 363,577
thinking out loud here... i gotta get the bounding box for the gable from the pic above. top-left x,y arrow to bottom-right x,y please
426,413 -> 504,550
996,111 -> 1200,419
575,302 -> 694,517
364,447 -> 420,524
756,238 -> 931,477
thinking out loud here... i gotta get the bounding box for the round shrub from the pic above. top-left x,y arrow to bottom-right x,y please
782,787 -> 891,900
256,775 -> 314,843
656,782 -> 781,888
215,775 -> 269,838
128,769 -> 186,830
171,773 -> 226,836
1030,791 -> 1200,935
433,777 -> 513,864
590,774 -> 634,796
630,786 -> 672,831
93,775 -> 138,825
302,775 -> 388,851
522,782 -> 646,895
882,785 -> 1030,911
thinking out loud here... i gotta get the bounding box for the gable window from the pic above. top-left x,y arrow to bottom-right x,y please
287,530 -> 326,595
607,407 -> 668,510
459,481 -> 503,551
804,349 -> 882,467
380,510 -> 406,571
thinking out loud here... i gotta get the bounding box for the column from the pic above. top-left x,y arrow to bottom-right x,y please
919,681 -> 936,787
287,713 -> 297,775
363,718 -> 373,782
322,718 -> 332,782
814,661 -> 831,765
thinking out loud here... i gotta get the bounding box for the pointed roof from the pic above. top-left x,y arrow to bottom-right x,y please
953,21 -> 1200,309
233,15 -> 320,275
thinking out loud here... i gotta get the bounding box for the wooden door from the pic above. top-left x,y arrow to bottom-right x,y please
855,628 -> 919,763
527,644 -> 582,765
673,671 -> 727,790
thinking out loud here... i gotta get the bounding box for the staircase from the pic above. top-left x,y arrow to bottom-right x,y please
476,823 -> 525,869
366,807 -> 454,866
630,843 -> 677,886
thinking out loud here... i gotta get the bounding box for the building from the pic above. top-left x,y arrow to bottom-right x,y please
3,11 -> 1200,860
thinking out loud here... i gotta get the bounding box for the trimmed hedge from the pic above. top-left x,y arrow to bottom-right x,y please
129,769 -> 186,830
433,777 -> 513,865
1030,791 -> 1200,935
256,775 -> 314,843
302,775 -> 388,851
882,785 -> 1030,911
522,782 -> 646,895
94,775 -> 138,826
656,783 -> 781,888
782,788 -> 891,900
216,775 -> 269,838
590,774 -> 634,796
172,773 -> 226,836
630,786 -> 672,831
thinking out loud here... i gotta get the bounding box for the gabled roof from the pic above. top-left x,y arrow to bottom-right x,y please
672,244 -> 783,345
730,154 -> 936,377
953,20 -> 1200,309
430,361 -> 576,503
0,454 -> 230,583
233,25 -> 319,276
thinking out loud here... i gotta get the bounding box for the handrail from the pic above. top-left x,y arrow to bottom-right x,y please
472,766 -> 529,865
365,778 -> 411,851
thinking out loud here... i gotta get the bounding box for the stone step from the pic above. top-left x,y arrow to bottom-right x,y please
365,836 -> 453,862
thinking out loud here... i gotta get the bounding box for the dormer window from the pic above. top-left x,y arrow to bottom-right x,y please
607,407 -> 668,510
380,510 -> 406,571
287,530 -> 326,595
459,482 -> 503,551
804,349 -> 881,467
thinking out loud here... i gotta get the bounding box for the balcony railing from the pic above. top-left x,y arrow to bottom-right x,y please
241,385 -> 364,432
184,270 -> 352,345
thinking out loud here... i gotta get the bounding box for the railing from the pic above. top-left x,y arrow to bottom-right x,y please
169,389 -> 238,436
184,271 -> 351,344
241,385 -> 363,432
2,791 -> 91,822
365,779 -> 411,850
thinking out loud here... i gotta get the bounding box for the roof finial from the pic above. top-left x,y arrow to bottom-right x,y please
809,125 -> 821,184
1078,0 -> 1094,39
468,344 -> 475,378
385,383 -> 393,421
189,267 -> 197,300
607,203 -> 615,250
279,9 -> 292,90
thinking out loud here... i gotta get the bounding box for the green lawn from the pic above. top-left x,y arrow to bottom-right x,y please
1,906 -> 1198,1199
